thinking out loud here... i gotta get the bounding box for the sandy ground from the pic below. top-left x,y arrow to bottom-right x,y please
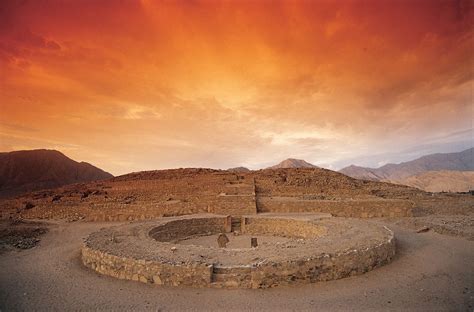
0,220 -> 473,311
388,214 -> 474,241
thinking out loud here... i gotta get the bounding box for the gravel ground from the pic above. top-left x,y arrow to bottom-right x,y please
0,220 -> 48,253
0,219 -> 473,311
179,234 -> 291,249
387,214 -> 474,241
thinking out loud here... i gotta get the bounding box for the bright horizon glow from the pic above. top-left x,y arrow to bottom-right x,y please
0,0 -> 472,175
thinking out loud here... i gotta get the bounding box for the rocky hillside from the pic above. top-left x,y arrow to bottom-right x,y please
0,150 -> 113,197
0,167 -> 429,221
268,158 -> 318,169
339,148 -> 474,192
395,170 -> 474,193
228,167 -> 251,172
338,165 -> 382,181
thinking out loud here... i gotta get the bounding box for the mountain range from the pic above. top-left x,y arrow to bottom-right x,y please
339,148 -> 473,192
1,148 -> 472,197
398,170 -> 474,193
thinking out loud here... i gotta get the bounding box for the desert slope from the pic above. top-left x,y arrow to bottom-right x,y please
339,148 -> 474,191
228,167 -> 251,172
0,150 -> 113,197
268,158 -> 318,169
338,165 -> 382,181
0,167 -> 425,221
394,170 -> 474,193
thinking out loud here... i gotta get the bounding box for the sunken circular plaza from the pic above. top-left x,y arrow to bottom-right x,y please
81,213 -> 396,288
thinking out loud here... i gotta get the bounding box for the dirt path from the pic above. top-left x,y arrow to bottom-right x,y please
0,220 -> 473,311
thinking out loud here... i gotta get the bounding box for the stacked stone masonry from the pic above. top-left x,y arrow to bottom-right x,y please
82,214 -> 396,288
1,168 -> 433,221
256,197 -> 414,217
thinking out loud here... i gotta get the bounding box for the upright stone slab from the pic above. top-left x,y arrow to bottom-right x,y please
217,233 -> 229,248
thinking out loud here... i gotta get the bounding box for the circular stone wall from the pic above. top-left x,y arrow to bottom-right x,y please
81,214 -> 395,288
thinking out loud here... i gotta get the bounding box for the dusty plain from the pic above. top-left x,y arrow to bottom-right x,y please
0,168 -> 473,310
0,219 -> 472,311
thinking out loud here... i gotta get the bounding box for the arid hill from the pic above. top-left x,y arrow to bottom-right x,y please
0,150 -> 113,198
228,166 -> 251,172
338,165 -> 382,181
339,148 -> 474,191
0,167 -> 434,221
268,158 -> 318,169
394,170 -> 474,193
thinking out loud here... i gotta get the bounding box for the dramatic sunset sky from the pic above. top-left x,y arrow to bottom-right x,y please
0,0 -> 472,175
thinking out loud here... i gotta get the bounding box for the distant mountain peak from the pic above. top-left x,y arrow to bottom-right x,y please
0,149 -> 113,198
228,166 -> 251,172
267,158 -> 318,169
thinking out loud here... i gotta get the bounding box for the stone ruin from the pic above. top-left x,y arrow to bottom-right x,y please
82,213 -> 396,288
217,233 -> 229,248
3,167 -> 471,289
8,168 -> 419,222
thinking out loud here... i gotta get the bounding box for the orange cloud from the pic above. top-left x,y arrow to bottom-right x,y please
0,0 -> 472,174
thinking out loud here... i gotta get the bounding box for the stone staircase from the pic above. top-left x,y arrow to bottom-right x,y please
211,265 -> 252,288
231,217 -> 242,232
213,174 -> 257,215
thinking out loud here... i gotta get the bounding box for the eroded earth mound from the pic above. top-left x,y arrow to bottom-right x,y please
1,168 -> 472,224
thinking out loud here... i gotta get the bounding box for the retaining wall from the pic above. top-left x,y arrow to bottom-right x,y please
257,197 -> 413,217
249,235 -> 395,288
81,215 -> 396,288
82,246 -> 213,287
149,216 -> 231,241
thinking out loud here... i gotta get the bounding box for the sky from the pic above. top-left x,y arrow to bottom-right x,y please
0,0 -> 472,175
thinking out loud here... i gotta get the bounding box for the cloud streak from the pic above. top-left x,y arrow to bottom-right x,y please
0,0 -> 472,174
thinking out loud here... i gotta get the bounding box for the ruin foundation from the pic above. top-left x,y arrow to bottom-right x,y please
82,213 -> 396,288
